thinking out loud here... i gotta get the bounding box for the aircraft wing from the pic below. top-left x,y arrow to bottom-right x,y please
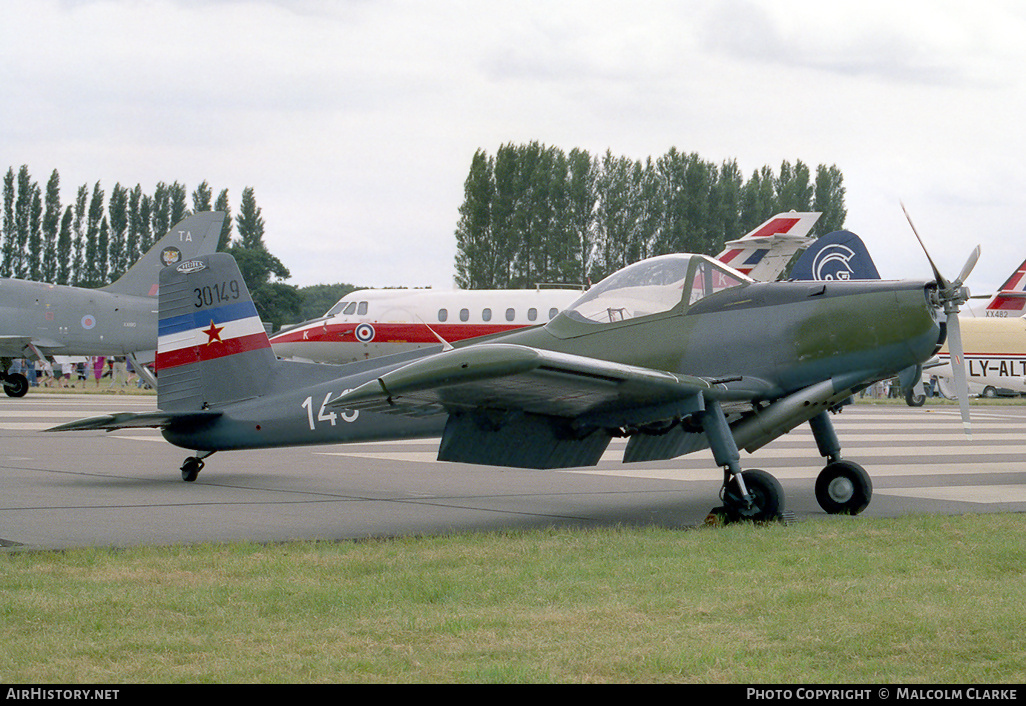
328,343 -> 753,469
0,335 -> 64,359
46,410 -> 222,432
331,343 -> 713,418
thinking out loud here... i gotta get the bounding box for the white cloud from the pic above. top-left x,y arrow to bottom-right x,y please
3,0 -> 1026,295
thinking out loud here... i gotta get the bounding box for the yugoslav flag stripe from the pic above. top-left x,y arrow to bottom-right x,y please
156,332 -> 271,370
159,300 -> 260,337
156,301 -> 270,371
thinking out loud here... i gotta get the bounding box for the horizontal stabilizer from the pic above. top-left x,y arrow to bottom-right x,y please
46,410 -> 222,432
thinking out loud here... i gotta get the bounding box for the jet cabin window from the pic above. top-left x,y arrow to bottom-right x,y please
563,255 -> 749,324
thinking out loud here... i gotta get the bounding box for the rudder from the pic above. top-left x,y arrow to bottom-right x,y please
156,253 -> 276,411
789,230 -> 881,281
101,212 -> 224,298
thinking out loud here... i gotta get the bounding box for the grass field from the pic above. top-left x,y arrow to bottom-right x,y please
3,514 -> 1025,683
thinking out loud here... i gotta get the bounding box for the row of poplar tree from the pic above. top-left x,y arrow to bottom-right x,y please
1,165 -> 301,329
454,143 -> 847,289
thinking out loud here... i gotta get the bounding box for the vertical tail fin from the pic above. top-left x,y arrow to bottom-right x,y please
788,230 -> 881,281
983,257 -> 1026,316
100,212 -> 224,297
716,212 -> 821,281
156,253 -> 276,411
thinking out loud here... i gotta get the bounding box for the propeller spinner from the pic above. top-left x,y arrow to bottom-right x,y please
901,202 -> 980,437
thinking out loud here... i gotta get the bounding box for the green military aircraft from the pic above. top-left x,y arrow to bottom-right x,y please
49,214 -> 978,523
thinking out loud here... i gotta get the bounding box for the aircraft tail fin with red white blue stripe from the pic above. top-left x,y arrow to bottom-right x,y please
983,257 -> 1026,316
156,253 -> 277,411
715,212 -> 821,281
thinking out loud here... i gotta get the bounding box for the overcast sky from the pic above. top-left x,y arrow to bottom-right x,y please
3,0 -> 1025,303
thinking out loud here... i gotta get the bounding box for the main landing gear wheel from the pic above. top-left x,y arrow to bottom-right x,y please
181,456 -> 205,482
719,469 -> 784,524
816,460 -> 872,515
2,373 -> 29,398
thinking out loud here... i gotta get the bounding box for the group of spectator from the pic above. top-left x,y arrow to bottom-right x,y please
6,356 -> 150,390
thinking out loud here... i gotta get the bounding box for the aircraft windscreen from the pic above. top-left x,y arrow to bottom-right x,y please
563,255 -> 750,324
564,255 -> 693,323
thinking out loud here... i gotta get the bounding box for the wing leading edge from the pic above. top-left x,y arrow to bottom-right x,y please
329,343 -> 742,469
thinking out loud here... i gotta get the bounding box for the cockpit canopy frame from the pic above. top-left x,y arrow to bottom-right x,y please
559,254 -> 752,325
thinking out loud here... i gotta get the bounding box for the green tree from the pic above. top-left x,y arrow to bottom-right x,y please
214,189 -> 232,252
71,184 -> 88,285
82,182 -> 105,287
813,164 -> 847,235
107,183 -> 128,280
56,206 -> 73,285
228,187 -> 301,329
565,148 -> 597,287
192,180 -> 212,213
2,168 -> 14,278
454,149 -> 495,288
775,159 -> 813,212
41,170 -> 62,283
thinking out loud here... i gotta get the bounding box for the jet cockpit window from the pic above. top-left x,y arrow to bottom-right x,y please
342,302 -> 358,316
325,299 -> 352,317
563,255 -> 693,324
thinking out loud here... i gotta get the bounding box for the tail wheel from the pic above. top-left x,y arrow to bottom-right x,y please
181,457 -> 205,482
3,373 -> 29,398
816,460 -> 872,515
725,469 -> 784,523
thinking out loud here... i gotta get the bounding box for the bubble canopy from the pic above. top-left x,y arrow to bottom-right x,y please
561,254 -> 751,324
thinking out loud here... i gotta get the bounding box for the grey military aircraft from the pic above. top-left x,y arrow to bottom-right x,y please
49,220 -> 978,523
1,212 -> 223,396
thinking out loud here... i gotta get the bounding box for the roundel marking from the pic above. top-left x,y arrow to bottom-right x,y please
354,323 -> 375,343
81,314 -> 97,330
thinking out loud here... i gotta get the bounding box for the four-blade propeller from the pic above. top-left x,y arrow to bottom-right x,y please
901,202 -> 980,437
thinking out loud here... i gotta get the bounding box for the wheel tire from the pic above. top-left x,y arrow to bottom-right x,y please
982,386 -> 997,399
905,388 -> 925,407
725,469 -> 784,523
3,373 -> 29,398
816,461 -> 872,515
181,457 -> 202,482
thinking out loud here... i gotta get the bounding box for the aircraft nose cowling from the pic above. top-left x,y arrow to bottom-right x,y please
779,280 -> 941,391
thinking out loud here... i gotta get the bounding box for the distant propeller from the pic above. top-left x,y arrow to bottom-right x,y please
901,202 -> 980,437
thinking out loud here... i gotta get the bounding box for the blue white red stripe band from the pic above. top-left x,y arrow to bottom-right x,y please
156,300 -> 269,371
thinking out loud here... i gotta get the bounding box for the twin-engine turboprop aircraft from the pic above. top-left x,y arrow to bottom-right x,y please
49,214 -> 978,524
0,212 -> 224,396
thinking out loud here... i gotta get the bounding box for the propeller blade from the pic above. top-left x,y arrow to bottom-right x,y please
946,311 -> 972,438
902,201 -> 949,288
954,245 -> 981,288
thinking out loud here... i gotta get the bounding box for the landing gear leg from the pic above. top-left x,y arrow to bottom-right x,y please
809,411 -> 872,515
702,399 -> 784,523
181,451 -> 216,482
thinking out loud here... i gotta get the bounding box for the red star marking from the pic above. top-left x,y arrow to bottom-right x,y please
203,320 -> 225,345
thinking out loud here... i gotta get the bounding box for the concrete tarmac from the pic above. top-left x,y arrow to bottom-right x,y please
3,392 -> 1025,549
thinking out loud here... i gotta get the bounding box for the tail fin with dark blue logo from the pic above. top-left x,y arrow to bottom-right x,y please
100,212 -> 224,298
788,230 -> 881,281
